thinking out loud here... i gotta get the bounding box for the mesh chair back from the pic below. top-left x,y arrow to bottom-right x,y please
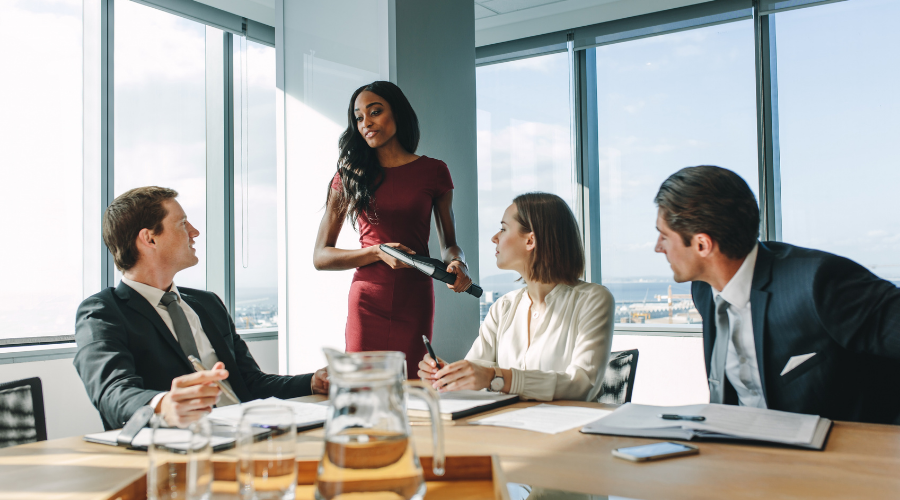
0,377 -> 47,449
596,349 -> 639,405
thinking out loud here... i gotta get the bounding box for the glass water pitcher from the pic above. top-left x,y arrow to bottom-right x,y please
315,349 -> 445,500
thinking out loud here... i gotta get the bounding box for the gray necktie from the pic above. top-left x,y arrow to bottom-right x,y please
708,294 -> 732,404
159,292 -> 201,361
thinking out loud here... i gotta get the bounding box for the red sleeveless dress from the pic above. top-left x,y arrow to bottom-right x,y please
331,156 -> 454,376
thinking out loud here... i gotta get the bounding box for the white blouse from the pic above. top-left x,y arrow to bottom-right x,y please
465,281 -> 614,401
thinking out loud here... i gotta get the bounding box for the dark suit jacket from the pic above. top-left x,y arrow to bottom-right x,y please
693,242 -> 900,424
74,282 -> 313,430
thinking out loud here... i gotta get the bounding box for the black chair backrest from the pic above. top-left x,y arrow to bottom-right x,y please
0,377 -> 47,449
596,349 -> 639,405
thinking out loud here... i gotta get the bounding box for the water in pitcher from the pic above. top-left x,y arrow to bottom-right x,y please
315,430 -> 425,500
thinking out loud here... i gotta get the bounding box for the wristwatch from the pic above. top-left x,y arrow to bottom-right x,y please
488,366 -> 505,392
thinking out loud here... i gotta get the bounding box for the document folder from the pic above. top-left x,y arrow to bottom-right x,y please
379,244 -> 483,298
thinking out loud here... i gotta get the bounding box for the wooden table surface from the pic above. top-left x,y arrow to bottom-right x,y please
1,398 -> 899,500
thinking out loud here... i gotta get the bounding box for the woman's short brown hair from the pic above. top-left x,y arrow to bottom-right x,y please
654,166 -> 759,260
513,192 -> 584,284
103,186 -> 179,272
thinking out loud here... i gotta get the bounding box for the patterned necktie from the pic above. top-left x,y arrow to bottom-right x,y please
159,292 -> 201,361
708,294 -> 732,404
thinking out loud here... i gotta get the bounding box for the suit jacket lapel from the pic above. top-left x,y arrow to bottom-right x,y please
116,282 -> 193,372
750,243 -> 774,402
180,293 -> 251,401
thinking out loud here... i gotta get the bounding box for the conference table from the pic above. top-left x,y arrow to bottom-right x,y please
1,398 -> 899,499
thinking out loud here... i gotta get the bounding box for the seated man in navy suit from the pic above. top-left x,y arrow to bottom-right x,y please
75,186 -> 328,429
654,166 -> 900,424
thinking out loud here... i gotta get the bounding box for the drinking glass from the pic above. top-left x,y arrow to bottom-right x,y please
237,405 -> 297,500
147,414 -> 213,500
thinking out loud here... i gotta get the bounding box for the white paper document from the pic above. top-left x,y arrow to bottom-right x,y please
207,397 -> 328,428
472,404 -> 613,434
407,390 -> 517,415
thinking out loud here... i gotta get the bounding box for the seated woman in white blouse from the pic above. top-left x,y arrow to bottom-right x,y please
418,192 -> 614,401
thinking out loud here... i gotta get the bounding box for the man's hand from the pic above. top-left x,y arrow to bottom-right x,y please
311,366 -> 329,395
157,361 -> 228,428
431,360 -> 494,393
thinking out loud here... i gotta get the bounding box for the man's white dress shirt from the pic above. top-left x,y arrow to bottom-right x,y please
710,243 -> 767,408
465,281 -> 614,401
121,278 -> 239,408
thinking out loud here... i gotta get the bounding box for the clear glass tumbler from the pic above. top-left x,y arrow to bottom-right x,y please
237,405 -> 297,500
147,414 -> 213,500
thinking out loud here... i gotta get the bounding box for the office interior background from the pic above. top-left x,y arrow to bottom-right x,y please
1,0 -> 897,440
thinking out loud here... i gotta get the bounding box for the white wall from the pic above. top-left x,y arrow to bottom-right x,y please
0,338 -> 277,440
275,0 -> 391,375
610,335 -> 709,406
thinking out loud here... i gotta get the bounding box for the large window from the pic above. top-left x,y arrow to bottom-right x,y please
475,52 -> 576,321
776,0 -> 900,284
0,0 -> 83,341
594,21 -> 760,327
233,39 -> 278,330
114,0 -> 208,290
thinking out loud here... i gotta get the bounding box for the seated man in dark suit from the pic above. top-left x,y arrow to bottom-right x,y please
75,186 -> 328,429
653,166 -> 900,424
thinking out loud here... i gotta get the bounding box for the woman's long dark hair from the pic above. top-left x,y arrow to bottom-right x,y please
329,81 -> 420,229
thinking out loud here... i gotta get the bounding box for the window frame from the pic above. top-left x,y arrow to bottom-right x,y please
2,0 -> 275,349
475,0 -> 850,336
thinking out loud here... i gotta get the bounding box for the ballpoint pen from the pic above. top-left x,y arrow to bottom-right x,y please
422,335 -> 442,369
659,414 -> 706,421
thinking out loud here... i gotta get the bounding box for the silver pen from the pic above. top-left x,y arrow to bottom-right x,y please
188,355 -> 241,404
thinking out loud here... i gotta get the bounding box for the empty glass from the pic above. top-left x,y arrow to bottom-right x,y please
315,349 -> 444,500
237,405 -> 297,500
147,414 -> 213,500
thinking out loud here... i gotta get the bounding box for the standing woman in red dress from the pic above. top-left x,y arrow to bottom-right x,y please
313,81 -> 473,376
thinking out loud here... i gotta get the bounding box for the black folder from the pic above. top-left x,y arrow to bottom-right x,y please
379,244 -> 483,298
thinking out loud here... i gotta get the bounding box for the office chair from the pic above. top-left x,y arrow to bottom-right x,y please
0,377 -> 48,449
596,349 -> 639,405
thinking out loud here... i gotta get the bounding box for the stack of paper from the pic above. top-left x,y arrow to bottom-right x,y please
471,404 -> 612,434
407,390 -> 518,420
580,403 -> 832,449
208,397 -> 329,431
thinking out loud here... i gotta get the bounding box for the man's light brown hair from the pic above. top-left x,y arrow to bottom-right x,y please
513,192 -> 584,284
103,186 -> 179,272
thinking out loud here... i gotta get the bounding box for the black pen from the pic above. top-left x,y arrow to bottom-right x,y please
659,414 -> 706,421
422,335 -> 442,369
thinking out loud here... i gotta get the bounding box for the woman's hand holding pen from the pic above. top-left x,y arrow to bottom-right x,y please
373,243 -> 415,269
446,260 -> 473,293
430,360 -> 494,393
419,353 -> 494,393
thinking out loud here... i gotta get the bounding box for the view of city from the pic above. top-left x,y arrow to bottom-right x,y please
478,273 -> 699,325
234,287 -> 279,331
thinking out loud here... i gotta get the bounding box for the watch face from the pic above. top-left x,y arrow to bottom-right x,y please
490,377 -> 504,392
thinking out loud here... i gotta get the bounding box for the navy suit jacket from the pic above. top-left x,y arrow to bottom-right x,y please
692,242 -> 900,424
74,282 -> 313,430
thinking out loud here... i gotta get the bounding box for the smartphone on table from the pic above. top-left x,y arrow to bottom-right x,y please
612,442 -> 699,462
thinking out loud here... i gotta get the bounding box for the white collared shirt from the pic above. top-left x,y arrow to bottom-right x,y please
465,281 -> 614,401
710,243 -> 767,409
121,278 -> 238,408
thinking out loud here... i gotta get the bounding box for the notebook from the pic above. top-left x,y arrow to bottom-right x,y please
84,427 -> 237,452
581,403 -> 832,450
407,390 -> 518,420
